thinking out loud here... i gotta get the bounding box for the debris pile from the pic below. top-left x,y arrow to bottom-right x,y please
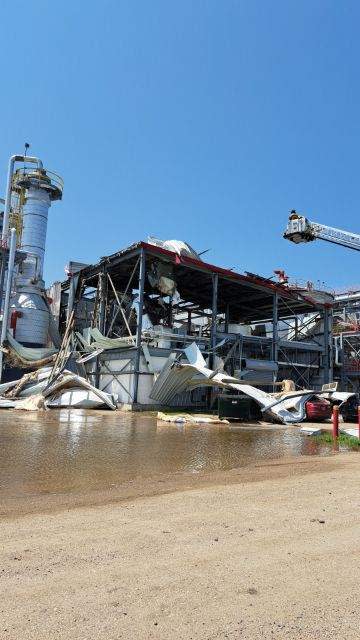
0,368 -> 116,411
150,343 -> 356,425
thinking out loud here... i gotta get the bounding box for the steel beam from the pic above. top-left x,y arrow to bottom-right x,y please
209,273 -> 219,373
98,268 -> 107,334
322,307 -> 331,384
272,293 -> 279,361
272,293 -> 279,389
133,248 -> 146,403
225,303 -> 230,333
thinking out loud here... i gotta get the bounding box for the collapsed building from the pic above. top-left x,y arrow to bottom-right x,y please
51,238 -> 334,410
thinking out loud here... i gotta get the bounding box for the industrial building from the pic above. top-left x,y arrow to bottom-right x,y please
0,152 -> 338,410
55,239 -> 334,409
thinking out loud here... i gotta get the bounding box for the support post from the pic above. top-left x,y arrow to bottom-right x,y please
210,273 -> 218,370
66,274 -> 79,322
95,268 -> 107,389
98,268 -> 107,334
225,303 -> 230,333
133,249 -> 146,404
332,405 -> 339,441
0,228 -> 16,381
323,307 -> 330,385
272,293 -> 279,389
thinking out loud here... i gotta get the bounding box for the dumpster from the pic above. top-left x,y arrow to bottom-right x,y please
218,394 -> 262,421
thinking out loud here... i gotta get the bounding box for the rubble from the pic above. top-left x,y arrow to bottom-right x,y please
157,412 -> 229,424
0,367 -> 116,411
150,343 -> 357,425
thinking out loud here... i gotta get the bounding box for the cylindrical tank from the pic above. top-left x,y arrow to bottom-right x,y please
19,186 -> 51,284
8,166 -> 63,347
11,291 -> 51,346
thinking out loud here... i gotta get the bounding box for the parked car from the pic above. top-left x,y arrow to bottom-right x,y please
305,398 -> 332,422
339,396 -> 359,423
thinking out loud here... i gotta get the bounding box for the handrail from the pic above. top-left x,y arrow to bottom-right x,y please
12,166 -> 64,195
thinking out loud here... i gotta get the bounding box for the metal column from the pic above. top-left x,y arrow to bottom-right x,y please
133,249 -> 146,404
225,303 -> 230,333
323,307 -> 331,385
66,274 -> 80,322
95,268 -> 107,389
272,293 -> 279,389
98,268 -> 107,334
0,228 -> 16,381
210,273 -> 218,370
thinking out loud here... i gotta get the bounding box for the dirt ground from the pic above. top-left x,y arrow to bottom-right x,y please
1,452 -> 360,639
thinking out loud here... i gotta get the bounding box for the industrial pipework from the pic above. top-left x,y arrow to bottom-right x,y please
1,153 -> 63,347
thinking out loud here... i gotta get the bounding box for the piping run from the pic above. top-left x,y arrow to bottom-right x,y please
2,155 -> 43,242
0,228 -> 16,380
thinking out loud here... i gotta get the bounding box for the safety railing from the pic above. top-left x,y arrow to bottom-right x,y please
12,166 -> 64,196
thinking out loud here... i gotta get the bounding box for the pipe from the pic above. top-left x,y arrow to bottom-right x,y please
334,336 -> 341,366
0,228 -> 16,379
2,155 -> 43,242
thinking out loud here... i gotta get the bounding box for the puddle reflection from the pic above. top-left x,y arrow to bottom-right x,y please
0,410 -> 331,499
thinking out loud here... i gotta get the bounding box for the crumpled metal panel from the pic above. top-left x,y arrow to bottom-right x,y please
150,353 -> 197,403
89,328 -> 135,350
0,366 -> 117,411
149,343 -> 351,424
6,332 -> 57,362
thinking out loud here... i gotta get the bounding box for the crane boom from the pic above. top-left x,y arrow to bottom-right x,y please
284,211 -> 360,252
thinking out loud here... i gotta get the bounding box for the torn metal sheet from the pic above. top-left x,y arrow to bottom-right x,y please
320,391 -> 356,404
150,343 -> 340,424
89,328 -> 136,350
0,366 -> 116,411
76,348 -> 104,364
5,332 -> 57,362
150,352 -> 195,402
43,372 -> 117,410
147,237 -> 201,260
46,388 -> 112,409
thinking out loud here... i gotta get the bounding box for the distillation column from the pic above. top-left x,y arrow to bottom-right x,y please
5,162 -> 63,347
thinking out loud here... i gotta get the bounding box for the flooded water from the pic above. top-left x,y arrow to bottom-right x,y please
0,409 -> 329,502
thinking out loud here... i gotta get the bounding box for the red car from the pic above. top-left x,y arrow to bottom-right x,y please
305,398 -> 332,422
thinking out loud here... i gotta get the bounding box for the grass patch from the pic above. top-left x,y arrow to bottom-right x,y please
314,433 -> 360,449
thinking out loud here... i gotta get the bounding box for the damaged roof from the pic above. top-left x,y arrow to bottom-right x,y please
62,240 -> 333,322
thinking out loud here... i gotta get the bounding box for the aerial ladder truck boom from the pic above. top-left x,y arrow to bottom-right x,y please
284,210 -> 360,252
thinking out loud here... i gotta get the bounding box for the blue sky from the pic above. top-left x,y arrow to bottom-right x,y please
1,0 -> 360,291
